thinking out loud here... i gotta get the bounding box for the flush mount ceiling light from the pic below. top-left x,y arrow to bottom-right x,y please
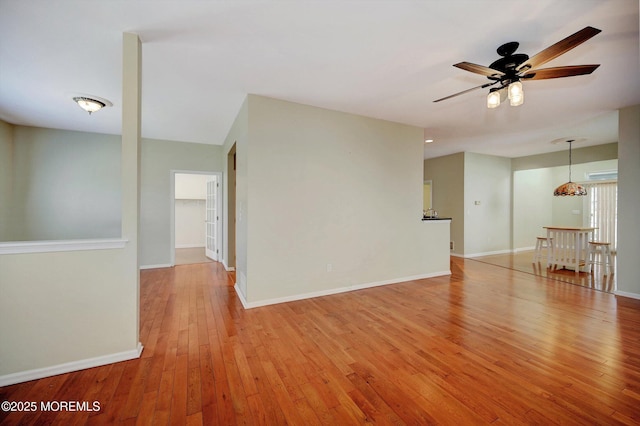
72,96 -> 112,115
554,139 -> 587,196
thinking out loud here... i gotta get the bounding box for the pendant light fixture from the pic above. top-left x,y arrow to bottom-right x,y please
554,139 -> 587,196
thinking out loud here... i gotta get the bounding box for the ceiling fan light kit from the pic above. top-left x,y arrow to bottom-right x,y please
434,26 -> 601,109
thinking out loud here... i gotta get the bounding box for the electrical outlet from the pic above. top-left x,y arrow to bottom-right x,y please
450,241 -> 454,250
326,263 -> 333,272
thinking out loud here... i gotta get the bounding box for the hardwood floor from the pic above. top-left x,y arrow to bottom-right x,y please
470,249 -> 617,293
2,258 -> 639,425
174,247 -> 213,266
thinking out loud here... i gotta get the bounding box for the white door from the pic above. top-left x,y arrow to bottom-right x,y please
205,176 -> 218,260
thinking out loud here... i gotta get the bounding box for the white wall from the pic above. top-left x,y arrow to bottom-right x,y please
175,173 -> 208,199
174,174 -> 207,249
238,95 -> 449,306
175,199 -> 206,248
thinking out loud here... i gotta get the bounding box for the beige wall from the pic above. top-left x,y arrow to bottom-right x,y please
0,122 -> 223,266
550,159 -> 618,228
513,168 -> 554,249
513,159 -> 618,249
426,144 -> 619,256
464,152 -> 512,255
0,248 -> 138,377
0,33 -> 142,384
423,182 -> 432,210
512,142 -> 618,171
222,98 -> 248,291
225,145 -> 237,271
617,105 -> 640,298
6,125 -> 121,241
140,138 -> 223,266
424,153 -> 464,254
0,120 -> 13,240
236,95 -> 449,305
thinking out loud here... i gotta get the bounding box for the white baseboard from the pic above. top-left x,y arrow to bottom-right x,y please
140,263 -> 173,270
175,244 -> 205,249
222,260 -> 235,271
464,249 -> 513,258
514,246 -> 536,253
234,283 -> 249,308
453,248 -> 537,257
234,270 -> 451,310
0,238 -> 128,255
0,343 -> 143,387
614,290 -> 640,300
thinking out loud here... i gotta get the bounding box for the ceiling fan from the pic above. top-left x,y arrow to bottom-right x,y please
434,26 -> 601,108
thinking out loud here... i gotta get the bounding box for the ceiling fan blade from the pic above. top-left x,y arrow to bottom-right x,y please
433,81 -> 499,103
454,62 -> 504,78
522,64 -> 600,80
517,26 -> 601,72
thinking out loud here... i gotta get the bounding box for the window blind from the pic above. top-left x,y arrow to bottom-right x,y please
583,181 -> 617,252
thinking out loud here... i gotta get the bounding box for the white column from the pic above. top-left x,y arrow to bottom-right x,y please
121,32 -> 142,344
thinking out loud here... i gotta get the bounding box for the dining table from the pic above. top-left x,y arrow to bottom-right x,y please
543,226 -> 596,273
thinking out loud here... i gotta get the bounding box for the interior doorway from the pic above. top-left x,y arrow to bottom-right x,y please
226,144 -> 236,272
170,171 -> 222,266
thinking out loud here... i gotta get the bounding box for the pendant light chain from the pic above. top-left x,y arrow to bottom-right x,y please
568,140 -> 573,182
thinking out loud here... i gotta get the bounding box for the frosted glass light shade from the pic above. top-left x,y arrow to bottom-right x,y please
509,92 -> 524,106
508,81 -> 523,99
73,96 -> 107,114
487,91 -> 501,108
508,81 -> 524,106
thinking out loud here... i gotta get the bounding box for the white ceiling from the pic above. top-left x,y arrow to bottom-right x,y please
0,1 -> 638,159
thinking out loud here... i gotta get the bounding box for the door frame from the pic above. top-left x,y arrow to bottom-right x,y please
169,170 -> 223,266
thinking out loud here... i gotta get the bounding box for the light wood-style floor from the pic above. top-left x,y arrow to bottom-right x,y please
174,247 -> 213,266
470,249 -> 617,293
2,258 -> 639,425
